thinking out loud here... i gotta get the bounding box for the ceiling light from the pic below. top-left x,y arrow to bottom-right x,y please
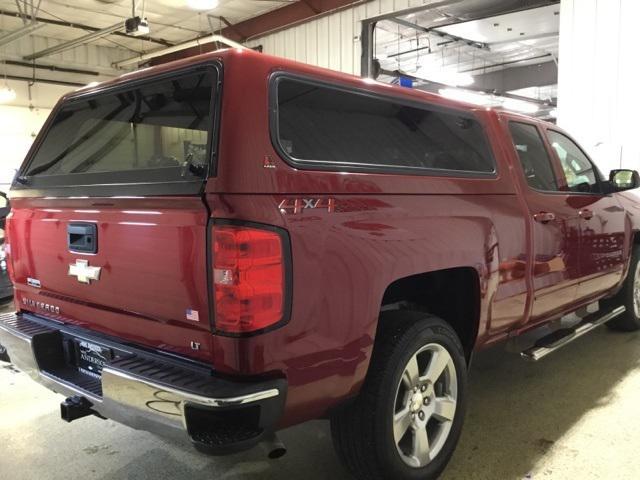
187,0 -> 219,10
439,88 -> 491,106
418,67 -> 475,87
0,84 -> 16,104
503,98 -> 540,114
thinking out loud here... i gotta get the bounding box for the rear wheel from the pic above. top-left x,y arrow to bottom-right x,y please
0,344 -> 9,363
607,246 -> 640,331
330,311 -> 467,480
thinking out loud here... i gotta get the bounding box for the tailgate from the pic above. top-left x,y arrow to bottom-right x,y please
8,196 -> 213,361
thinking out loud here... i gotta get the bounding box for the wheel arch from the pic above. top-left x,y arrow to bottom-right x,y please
376,267 -> 482,361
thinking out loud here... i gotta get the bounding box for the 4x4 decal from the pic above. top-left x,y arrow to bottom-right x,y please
278,198 -> 336,215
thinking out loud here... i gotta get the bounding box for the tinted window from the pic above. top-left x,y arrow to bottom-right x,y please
547,130 -> 600,193
509,122 -> 558,191
23,68 -> 216,185
275,78 -> 495,174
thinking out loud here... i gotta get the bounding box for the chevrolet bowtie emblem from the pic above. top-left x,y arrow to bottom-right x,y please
68,259 -> 101,284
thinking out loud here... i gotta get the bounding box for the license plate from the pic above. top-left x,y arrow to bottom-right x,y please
75,339 -> 113,379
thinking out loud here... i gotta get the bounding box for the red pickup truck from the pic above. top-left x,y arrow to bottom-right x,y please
1,48 -> 639,480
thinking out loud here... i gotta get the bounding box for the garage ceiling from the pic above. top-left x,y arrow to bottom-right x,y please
1,0 -> 287,49
373,1 -> 560,114
0,0 -> 291,88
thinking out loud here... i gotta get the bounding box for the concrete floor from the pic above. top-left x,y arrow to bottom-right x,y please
2,325 -> 640,480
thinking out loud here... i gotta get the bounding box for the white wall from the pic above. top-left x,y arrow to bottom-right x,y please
0,78 -> 72,192
0,104 -> 54,192
245,0 -> 429,76
557,0 -> 640,175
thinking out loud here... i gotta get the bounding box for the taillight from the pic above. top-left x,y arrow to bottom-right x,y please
212,224 -> 288,334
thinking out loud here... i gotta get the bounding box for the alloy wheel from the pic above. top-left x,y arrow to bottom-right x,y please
393,343 -> 458,468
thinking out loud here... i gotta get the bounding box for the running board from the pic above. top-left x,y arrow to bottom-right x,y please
521,306 -> 626,362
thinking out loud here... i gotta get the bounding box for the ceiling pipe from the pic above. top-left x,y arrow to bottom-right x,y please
112,34 -> 245,69
23,22 -> 123,60
2,73 -> 84,87
0,22 -> 45,47
0,9 -> 172,47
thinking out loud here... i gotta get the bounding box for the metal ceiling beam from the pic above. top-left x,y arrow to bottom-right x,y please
3,73 -> 84,87
386,16 -> 489,51
0,9 -> 173,47
0,21 -> 45,47
365,0 -> 464,23
472,59 -> 557,92
460,53 -> 552,73
23,22 -> 123,60
4,59 -> 100,77
489,31 -> 559,46
215,0 -> 370,43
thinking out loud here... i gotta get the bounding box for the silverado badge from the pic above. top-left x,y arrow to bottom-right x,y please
68,259 -> 101,284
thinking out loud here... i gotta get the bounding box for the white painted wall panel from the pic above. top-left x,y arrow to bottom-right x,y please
244,0 -> 382,76
245,0 -> 434,76
558,0 -> 640,176
0,105 -> 52,191
0,32 -> 131,74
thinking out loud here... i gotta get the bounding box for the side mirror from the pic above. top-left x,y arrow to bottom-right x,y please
610,169 -> 640,191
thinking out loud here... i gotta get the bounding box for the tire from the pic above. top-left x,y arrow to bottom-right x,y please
330,311 -> 468,480
606,245 -> 640,331
0,344 -> 9,363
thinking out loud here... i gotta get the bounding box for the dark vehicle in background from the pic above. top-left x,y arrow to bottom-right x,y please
1,49 -> 640,480
0,191 -> 12,362
0,192 -> 13,301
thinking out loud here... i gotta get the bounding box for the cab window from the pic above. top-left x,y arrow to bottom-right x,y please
547,130 -> 601,193
509,122 -> 558,191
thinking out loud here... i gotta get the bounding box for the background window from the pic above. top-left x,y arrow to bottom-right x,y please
276,79 -> 495,174
509,122 -> 558,191
547,131 -> 600,193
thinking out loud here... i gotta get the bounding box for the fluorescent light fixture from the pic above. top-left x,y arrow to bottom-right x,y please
418,67 -> 474,87
502,98 -> 540,114
0,84 -> 16,104
439,88 -> 491,106
187,0 -> 219,10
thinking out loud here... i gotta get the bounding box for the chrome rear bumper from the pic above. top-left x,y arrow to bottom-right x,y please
0,312 -> 286,454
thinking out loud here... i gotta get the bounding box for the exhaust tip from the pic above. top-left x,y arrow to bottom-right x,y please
261,433 -> 287,459
268,445 -> 287,459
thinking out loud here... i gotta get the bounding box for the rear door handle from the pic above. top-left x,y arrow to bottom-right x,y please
579,209 -> 594,220
533,212 -> 556,224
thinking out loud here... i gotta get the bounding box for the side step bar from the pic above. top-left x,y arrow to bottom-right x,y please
521,306 -> 626,362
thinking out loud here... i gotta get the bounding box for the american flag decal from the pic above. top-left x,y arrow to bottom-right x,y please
186,309 -> 199,322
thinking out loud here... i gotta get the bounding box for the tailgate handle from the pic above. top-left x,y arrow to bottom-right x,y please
68,223 -> 97,254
